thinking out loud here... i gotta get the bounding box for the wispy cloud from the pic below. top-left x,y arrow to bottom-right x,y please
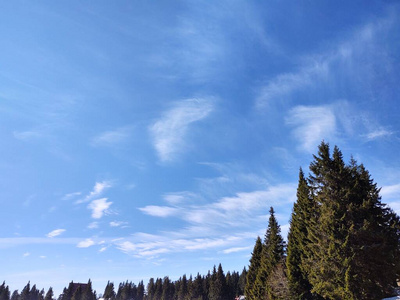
109,221 -> 128,227
221,246 -> 252,254
87,222 -> 99,229
91,127 -> 132,147
255,10 -> 397,114
149,98 -> 214,162
76,181 -> 112,204
88,198 -> 112,219
62,192 -> 82,201
364,128 -> 394,141
138,206 -> 180,218
140,183 -> 296,228
46,229 -> 66,238
114,233 -> 249,259
286,105 -> 336,152
77,238 -> 95,248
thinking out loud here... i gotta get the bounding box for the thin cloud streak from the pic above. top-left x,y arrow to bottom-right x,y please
76,181 -> 112,204
46,229 -> 66,238
149,98 -> 214,162
286,105 -> 336,153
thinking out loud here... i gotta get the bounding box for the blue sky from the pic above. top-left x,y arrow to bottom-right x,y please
1,0 -> 400,296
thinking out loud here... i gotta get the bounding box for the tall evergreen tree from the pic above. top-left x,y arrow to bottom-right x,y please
0,282 -> 10,300
304,142 -> 400,299
136,281 -> 145,300
253,207 -> 285,299
44,288 -> 53,300
103,282 -> 115,300
245,237 -> 262,300
10,291 -> 18,300
286,168 -> 314,299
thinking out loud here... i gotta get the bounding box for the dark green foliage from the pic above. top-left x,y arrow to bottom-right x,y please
208,264 -> 227,300
286,168 -> 314,299
0,282 -> 10,300
246,207 -> 286,300
245,236 -> 263,300
10,290 -> 19,300
44,288 -> 53,300
254,207 -> 286,299
103,282 -> 115,300
302,142 -> 400,299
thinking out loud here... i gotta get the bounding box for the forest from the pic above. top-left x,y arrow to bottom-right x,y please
1,142 -> 400,300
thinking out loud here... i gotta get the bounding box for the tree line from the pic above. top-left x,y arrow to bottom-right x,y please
245,142 -> 400,300
0,265 -> 247,300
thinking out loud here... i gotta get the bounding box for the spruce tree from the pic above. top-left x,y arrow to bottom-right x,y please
254,207 -> 285,299
44,288 -> 53,300
103,282 -> 115,300
304,142 -> 400,299
245,237 -> 262,300
0,282 -> 10,300
286,168 -> 314,299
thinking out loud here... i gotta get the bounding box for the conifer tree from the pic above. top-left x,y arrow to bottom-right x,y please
103,282 -> 115,300
44,288 -> 53,300
286,168 -> 314,299
245,237 -> 262,300
304,142 -> 400,299
136,281 -> 145,300
161,277 -> 174,300
0,282 -> 10,300
238,268 -> 247,296
254,207 -> 285,299
10,290 -> 18,300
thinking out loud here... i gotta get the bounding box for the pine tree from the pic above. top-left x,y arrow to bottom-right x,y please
177,275 -> 188,300
254,207 -> 285,299
212,264 -> 227,300
20,282 -> 30,300
286,168 -> 314,299
191,273 -> 204,300
136,281 -> 145,300
161,277 -> 174,300
10,291 -> 18,300
303,142 -> 400,299
238,268 -> 247,297
0,282 -> 10,300
245,237 -> 262,300
103,282 -> 115,300
44,288 -> 53,300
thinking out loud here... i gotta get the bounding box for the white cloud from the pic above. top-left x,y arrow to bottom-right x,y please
114,233 -> 249,259
61,192 -> 82,201
77,238 -> 95,248
139,206 -> 180,218
381,183 -> 400,199
46,229 -> 66,238
88,198 -> 112,219
286,105 -> 336,152
13,130 -> 45,141
91,127 -> 132,147
221,246 -> 252,254
149,98 -> 214,162
256,62 -> 328,109
76,181 -> 112,204
364,128 -> 394,141
87,222 -> 99,229
109,221 -> 128,227
23,252 -> 30,257
139,183 -> 296,228
163,191 -> 197,205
